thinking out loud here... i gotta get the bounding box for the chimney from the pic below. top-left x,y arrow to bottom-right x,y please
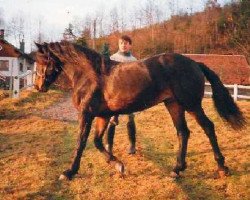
20,39 -> 25,53
0,29 -> 4,40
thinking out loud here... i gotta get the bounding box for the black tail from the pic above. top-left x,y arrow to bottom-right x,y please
198,62 -> 246,130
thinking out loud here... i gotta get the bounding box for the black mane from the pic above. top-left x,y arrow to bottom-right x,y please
72,43 -> 119,75
73,43 -> 116,75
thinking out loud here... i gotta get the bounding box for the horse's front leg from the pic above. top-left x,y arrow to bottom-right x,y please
105,115 -> 119,154
95,117 -> 125,174
59,112 -> 93,180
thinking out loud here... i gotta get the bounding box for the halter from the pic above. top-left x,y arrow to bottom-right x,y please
36,71 -> 44,78
35,55 -> 51,77
35,54 -> 62,78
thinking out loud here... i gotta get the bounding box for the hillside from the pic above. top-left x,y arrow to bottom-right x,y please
91,1 -> 249,61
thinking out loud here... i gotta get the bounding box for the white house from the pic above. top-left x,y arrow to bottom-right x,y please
0,29 -> 35,98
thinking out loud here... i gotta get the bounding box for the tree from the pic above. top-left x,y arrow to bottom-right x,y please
7,14 -> 25,46
63,23 -> 76,41
0,8 -> 5,29
101,43 -> 110,60
95,9 -> 104,37
109,7 -> 119,33
227,0 -> 250,57
75,36 -> 88,48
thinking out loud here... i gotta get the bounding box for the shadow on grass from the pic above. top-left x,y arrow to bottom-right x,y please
0,109 -> 25,120
0,132 -> 11,158
186,144 -> 250,158
25,125 -> 76,200
140,135 -> 174,175
140,133 -> 226,200
25,122 -> 96,200
0,89 -> 64,120
175,178 -> 225,200
1,131 -> 71,199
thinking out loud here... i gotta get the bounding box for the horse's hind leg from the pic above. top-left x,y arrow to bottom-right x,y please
94,117 -> 125,174
189,106 -> 229,177
127,114 -> 136,154
105,123 -> 116,154
105,115 -> 119,154
164,101 -> 190,178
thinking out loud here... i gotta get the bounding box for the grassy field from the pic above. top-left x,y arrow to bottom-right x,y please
0,89 -> 249,200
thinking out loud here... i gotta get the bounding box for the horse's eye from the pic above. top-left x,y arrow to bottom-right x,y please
47,63 -> 54,71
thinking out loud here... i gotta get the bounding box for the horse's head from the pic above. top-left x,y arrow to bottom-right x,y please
34,42 -> 63,92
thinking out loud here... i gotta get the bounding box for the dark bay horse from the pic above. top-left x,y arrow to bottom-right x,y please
34,41 -> 245,180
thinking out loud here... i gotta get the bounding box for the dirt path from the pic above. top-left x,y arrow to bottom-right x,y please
40,93 -> 78,121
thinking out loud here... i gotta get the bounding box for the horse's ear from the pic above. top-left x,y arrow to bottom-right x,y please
49,43 -> 61,55
35,42 -> 44,53
43,42 -> 50,53
55,42 -> 64,54
48,42 -> 66,61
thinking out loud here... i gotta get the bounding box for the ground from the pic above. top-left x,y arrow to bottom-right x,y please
0,89 -> 249,200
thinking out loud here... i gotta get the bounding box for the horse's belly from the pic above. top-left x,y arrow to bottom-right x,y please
104,80 -> 152,111
104,92 -> 139,111
104,87 -> 173,112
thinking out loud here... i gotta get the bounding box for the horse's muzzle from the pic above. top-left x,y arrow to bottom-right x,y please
34,84 -> 48,92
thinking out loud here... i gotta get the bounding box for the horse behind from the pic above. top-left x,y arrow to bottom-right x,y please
34,41 -> 246,180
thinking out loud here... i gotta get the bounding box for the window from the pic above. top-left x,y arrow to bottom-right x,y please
20,63 -> 24,72
0,60 -> 9,71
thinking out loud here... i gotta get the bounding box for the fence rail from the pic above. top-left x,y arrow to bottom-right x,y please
12,70 -> 36,98
2,73 -> 250,100
205,83 -> 250,101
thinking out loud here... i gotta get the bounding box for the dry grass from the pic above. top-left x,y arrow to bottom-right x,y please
0,91 -> 249,200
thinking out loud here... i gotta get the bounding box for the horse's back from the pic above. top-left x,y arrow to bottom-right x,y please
143,53 -> 205,111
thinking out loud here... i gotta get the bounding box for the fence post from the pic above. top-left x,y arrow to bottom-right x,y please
12,58 -> 20,98
33,63 -> 37,84
13,76 -> 20,98
233,84 -> 238,101
26,70 -> 33,90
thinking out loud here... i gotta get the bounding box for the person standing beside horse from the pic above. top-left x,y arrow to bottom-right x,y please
106,35 -> 137,155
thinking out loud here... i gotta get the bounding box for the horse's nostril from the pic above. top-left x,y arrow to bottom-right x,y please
41,87 -> 48,92
34,85 -> 39,90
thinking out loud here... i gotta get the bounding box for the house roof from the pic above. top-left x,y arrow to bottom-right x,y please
0,39 -> 34,63
184,54 -> 250,85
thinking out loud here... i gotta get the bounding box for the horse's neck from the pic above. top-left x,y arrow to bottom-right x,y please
62,62 -> 99,109
61,63 -> 75,82
62,60 -> 95,82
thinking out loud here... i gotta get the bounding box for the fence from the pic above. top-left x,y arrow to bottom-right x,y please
205,83 -> 250,101
2,72 -> 250,100
12,70 -> 36,98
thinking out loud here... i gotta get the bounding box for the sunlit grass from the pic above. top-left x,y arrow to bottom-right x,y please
0,91 -> 249,199
0,89 -> 64,119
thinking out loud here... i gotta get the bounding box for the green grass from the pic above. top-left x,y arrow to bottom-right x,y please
0,90 -> 249,199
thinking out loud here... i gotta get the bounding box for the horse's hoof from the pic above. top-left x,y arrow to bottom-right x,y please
115,162 -> 125,174
170,171 -> 181,179
128,147 -> 136,155
59,169 -> 75,181
215,166 -> 230,178
59,174 -> 69,181
214,166 -> 230,179
105,144 -> 113,154
106,155 -> 116,163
